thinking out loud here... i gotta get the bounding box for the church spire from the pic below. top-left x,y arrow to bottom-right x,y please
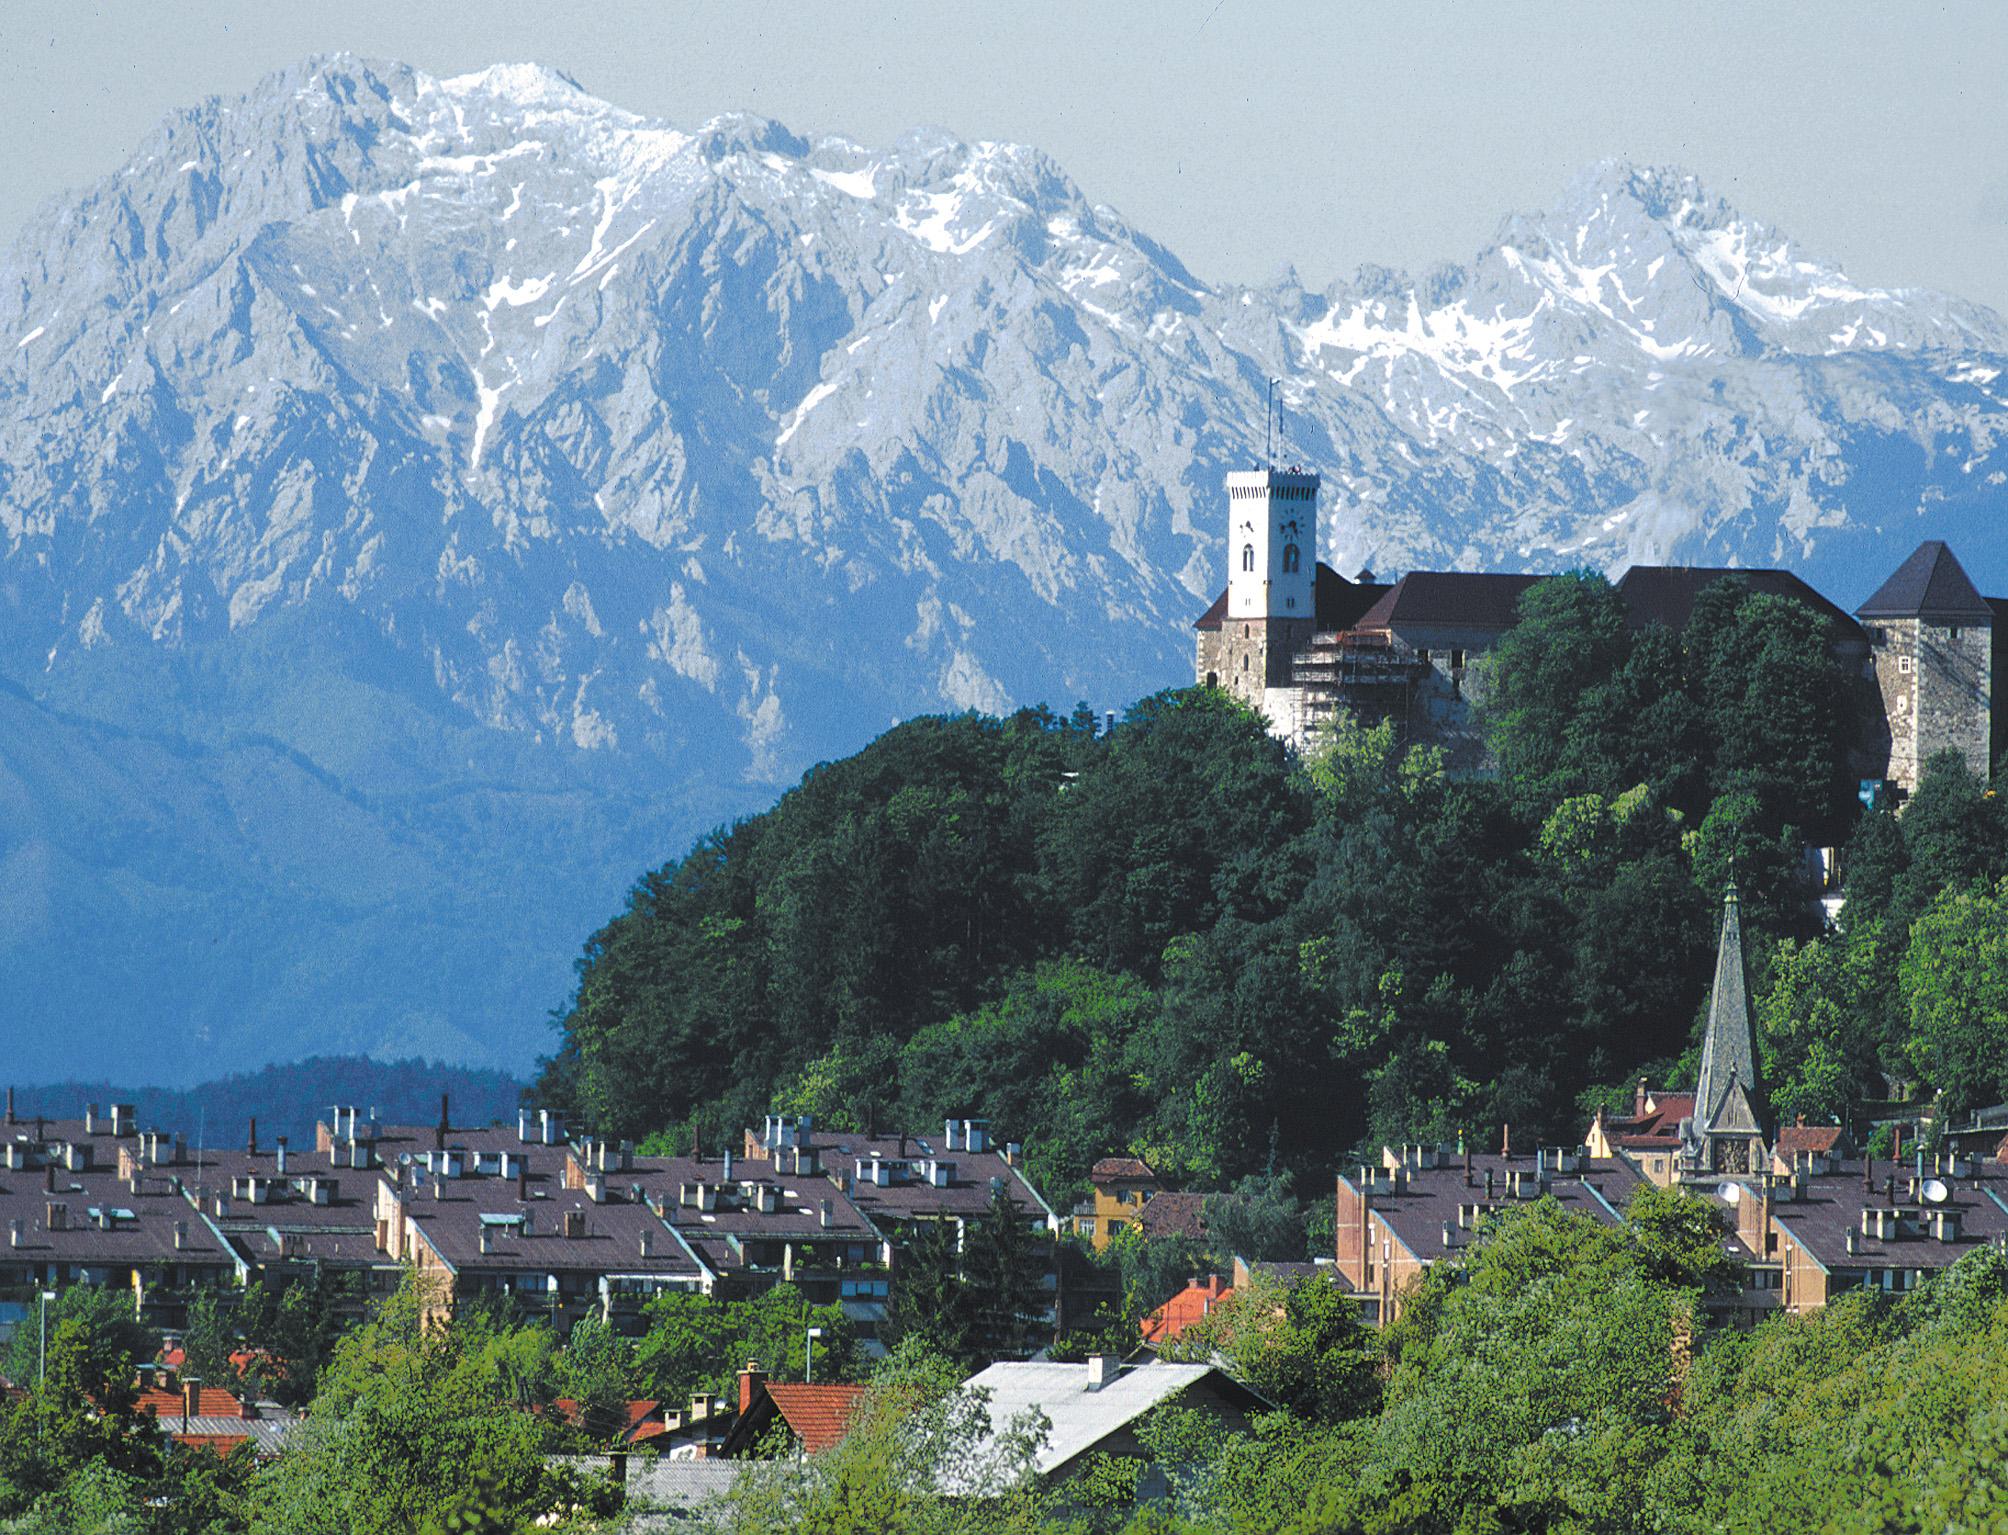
1692,879 -> 1768,1151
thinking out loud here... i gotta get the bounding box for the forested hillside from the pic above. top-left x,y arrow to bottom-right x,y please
536,573 -> 2008,1207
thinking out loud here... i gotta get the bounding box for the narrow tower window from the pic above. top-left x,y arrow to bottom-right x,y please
1281,543 -> 1301,574
1241,544 -> 1255,573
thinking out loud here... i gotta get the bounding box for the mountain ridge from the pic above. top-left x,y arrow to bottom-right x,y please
3,56 -> 2005,1082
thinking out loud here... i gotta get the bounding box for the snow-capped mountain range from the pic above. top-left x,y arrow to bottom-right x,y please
4,57 -> 2005,1082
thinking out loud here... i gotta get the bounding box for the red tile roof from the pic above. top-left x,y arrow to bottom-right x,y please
1090,1157 -> 1157,1183
1776,1125 -> 1845,1157
549,1397 -> 666,1445
1133,1191 -> 1208,1241
762,1383 -> 864,1455
1141,1276 -> 1232,1345
138,1386 -> 247,1420
1612,1092 -> 1694,1149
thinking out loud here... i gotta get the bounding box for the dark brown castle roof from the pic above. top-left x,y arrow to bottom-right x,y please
1617,566 -> 1864,640
1351,571 -> 1547,633
1856,541 -> 1994,622
1193,564 -> 1388,633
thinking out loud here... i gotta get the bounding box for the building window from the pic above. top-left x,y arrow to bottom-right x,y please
1281,542 -> 1301,574
1949,627 -> 1962,641
1898,656 -> 1913,674
1205,672 -> 1218,688
1241,544 -> 1255,573
1417,649 -> 1431,666
1450,649 -> 1465,670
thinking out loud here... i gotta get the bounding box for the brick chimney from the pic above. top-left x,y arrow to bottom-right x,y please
738,1361 -> 767,1415
435,1093 -> 449,1152
247,1118 -> 258,1156
182,1377 -> 201,1427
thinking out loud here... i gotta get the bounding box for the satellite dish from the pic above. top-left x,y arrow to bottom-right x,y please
1721,1184 -> 1740,1205
1922,1179 -> 1951,1205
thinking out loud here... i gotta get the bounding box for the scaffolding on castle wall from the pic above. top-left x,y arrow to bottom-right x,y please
1290,632 -> 1427,744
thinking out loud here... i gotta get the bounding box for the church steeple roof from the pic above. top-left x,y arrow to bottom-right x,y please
1694,881 -> 1766,1138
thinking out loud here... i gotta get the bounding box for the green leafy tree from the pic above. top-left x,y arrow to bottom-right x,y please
1900,876 -> 2008,1118
630,1285 -> 854,1406
1163,1271 -> 1380,1423
1478,571 -> 1638,805
716,1338 -> 1050,1535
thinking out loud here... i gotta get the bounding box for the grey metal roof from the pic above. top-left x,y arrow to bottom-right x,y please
1856,541 -> 1994,621
624,1457 -> 743,1514
954,1360 -> 1259,1483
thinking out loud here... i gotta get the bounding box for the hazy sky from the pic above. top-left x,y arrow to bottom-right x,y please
3,2 -> 2006,309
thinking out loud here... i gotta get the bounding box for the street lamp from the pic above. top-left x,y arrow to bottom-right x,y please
805,1325 -> 824,1384
37,1290 -> 57,1386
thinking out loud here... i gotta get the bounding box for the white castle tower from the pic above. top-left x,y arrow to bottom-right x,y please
1205,468 -> 1320,733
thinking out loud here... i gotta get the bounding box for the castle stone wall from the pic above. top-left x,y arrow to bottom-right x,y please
1871,618 -> 1992,791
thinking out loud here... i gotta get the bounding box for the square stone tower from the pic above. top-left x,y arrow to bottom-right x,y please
1856,541 -> 1994,793
1210,469 -> 1319,720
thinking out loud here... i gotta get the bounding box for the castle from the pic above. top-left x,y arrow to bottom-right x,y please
1193,467 -> 2002,795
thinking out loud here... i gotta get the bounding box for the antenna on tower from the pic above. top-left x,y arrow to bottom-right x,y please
1266,379 -> 1278,469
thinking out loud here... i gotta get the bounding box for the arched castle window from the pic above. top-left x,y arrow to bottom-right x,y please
1241,544 -> 1255,573
1281,543 -> 1301,574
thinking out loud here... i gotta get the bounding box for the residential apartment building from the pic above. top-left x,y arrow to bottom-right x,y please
1334,1142 -> 1645,1324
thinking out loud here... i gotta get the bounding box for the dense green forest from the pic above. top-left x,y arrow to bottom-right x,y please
536,573 -> 2008,1211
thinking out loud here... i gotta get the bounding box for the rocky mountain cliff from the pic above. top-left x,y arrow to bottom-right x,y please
4,57 -> 2005,1082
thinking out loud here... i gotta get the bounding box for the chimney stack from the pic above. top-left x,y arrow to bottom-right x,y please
517,1165 -> 529,1202
1086,1354 -> 1118,1392
640,1228 -> 655,1258
1501,1123 -> 1512,1159
248,1118 -> 258,1156
4,1086 -> 12,1123
738,1361 -> 766,1416
435,1093 -> 448,1152
182,1378 -> 200,1427
276,1138 -> 288,1175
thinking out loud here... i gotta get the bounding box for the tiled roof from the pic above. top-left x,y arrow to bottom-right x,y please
1776,1125 -> 1846,1157
1090,1157 -> 1156,1183
763,1383 -> 864,1454
1751,1157 -> 2008,1271
1141,1276 -> 1231,1344
138,1385 -> 247,1419
550,1397 -> 666,1446
1608,1092 -> 1695,1148
801,1132 -> 1056,1226
1856,541 -> 1994,621
1133,1191 -> 1207,1241
1192,565 -> 1389,633
1616,566 -> 1864,640
1345,1153 -> 1642,1262
1352,571 -> 1549,634
396,1177 -> 706,1281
